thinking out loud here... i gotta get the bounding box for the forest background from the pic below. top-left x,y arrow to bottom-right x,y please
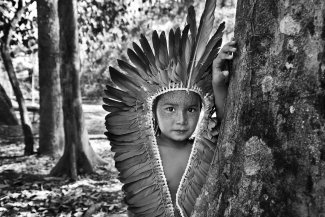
0,0 -> 235,216
0,0 -> 235,103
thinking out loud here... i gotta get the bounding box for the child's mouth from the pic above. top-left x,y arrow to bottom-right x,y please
174,130 -> 187,134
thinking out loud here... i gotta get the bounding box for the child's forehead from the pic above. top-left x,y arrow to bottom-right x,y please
157,91 -> 201,105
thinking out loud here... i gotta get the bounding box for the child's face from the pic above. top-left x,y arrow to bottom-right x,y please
155,91 -> 201,142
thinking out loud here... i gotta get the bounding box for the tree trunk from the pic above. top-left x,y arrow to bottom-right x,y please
50,0 -> 103,180
37,0 -> 64,157
1,43 -> 34,155
193,0 -> 325,216
0,84 -> 18,125
0,1 -> 35,155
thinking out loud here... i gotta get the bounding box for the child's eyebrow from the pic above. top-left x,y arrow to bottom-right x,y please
162,102 -> 200,107
162,102 -> 178,106
189,103 -> 200,107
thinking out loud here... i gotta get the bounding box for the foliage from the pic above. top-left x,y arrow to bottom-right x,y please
0,0 -> 37,53
0,0 -> 37,102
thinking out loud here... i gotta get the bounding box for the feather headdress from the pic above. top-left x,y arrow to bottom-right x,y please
104,0 -> 224,216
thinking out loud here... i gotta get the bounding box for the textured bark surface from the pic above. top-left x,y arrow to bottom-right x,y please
0,84 -> 18,125
193,0 -> 325,216
50,0 -> 103,180
37,0 -> 64,157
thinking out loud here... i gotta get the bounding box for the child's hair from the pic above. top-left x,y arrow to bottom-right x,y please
152,94 -> 162,136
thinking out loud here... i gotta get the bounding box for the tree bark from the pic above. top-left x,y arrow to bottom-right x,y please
0,84 -> 18,125
0,1 -> 35,155
193,0 -> 325,216
37,0 -> 64,157
1,44 -> 34,155
50,0 -> 104,180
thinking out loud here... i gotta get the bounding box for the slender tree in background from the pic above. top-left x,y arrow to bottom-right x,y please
0,0 -> 35,155
50,0 -> 104,180
37,0 -> 64,157
0,84 -> 18,125
194,0 -> 325,216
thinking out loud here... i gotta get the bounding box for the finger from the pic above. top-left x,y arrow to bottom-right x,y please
228,39 -> 236,45
222,70 -> 229,77
222,52 -> 233,60
220,45 -> 236,54
210,129 -> 219,137
223,41 -> 236,48
208,118 -> 218,129
213,57 -> 222,68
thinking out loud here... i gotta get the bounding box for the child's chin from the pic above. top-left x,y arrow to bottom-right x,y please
171,134 -> 191,141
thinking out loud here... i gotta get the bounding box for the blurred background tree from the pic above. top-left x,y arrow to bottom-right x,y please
0,0 -> 36,155
37,0 -> 64,157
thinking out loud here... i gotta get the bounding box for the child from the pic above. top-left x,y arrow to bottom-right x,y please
103,1 -> 236,216
153,40 -> 236,216
104,40 -> 236,217
155,90 -> 202,209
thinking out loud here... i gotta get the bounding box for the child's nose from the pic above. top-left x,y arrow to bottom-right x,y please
176,111 -> 187,125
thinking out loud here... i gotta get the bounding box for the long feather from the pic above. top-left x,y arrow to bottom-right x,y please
186,0 -> 217,89
187,6 -> 197,42
133,192 -> 161,208
152,30 -> 160,59
139,34 -> 157,71
106,124 -> 140,135
109,131 -> 142,142
158,31 -> 169,68
102,105 -> 125,113
104,85 -> 135,106
105,112 -> 138,125
121,169 -> 152,184
127,49 -> 149,80
180,24 -> 190,58
184,36 -> 192,67
111,144 -> 143,153
123,175 -> 153,193
133,42 -> 150,67
168,29 -> 175,62
202,22 -> 225,59
117,59 -> 154,91
119,161 -> 150,179
103,97 -> 128,107
115,146 -> 146,162
195,39 -> 222,82
194,22 -> 225,77
109,67 -> 142,96
117,59 -> 142,79
128,184 -> 157,200
108,137 -> 149,147
179,25 -> 190,83
174,27 -> 181,61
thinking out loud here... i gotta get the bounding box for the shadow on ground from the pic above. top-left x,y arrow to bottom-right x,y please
0,104 -> 127,216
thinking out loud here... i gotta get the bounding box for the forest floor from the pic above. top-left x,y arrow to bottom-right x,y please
0,104 -> 128,217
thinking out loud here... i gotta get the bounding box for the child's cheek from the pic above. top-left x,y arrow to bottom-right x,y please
157,109 -> 171,123
160,112 -> 173,121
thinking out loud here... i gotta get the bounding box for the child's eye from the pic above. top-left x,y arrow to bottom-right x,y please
188,107 -> 197,113
165,107 -> 175,112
